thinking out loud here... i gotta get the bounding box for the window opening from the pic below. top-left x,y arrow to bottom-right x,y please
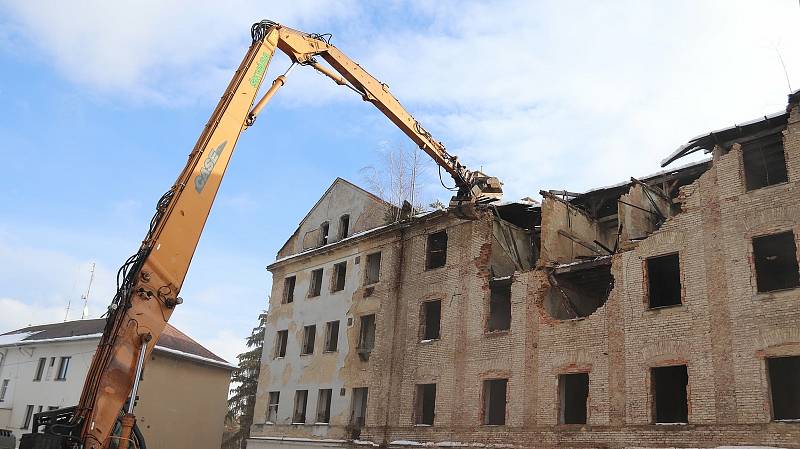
415,383 -> 436,425
753,231 -> 800,292
483,379 -> 507,425
767,356 -> 800,421
651,365 -> 688,423
309,268 -> 323,297
283,276 -> 296,303
426,231 -> 448,269
302,325 -> 316,355
357,315 -> 376,361
365,252 -> 382,285
274,330 -> 288,358
324,321 -> 340,352
420,300 -> 441,341
647,253 -> 681,308
559,373 -> 589,424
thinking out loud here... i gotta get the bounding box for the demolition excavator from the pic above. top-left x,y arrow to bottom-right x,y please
20,20 -> 502,449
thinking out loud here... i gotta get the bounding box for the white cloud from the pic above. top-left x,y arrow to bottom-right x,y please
1,0 -> 359,104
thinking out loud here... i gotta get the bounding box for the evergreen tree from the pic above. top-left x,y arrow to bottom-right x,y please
226,311 -> 267,449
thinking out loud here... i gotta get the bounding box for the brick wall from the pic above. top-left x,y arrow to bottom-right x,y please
250,101 -> 800,449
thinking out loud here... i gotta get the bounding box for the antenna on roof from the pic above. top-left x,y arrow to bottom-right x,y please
774,43 -> 793,93
80,262 -> 96,320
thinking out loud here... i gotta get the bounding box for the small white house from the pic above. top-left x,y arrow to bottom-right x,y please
0,319 -> 235,449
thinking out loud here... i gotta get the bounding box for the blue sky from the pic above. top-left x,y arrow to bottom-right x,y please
1,0 -> 799,363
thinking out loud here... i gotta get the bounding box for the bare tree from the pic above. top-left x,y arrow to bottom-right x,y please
360,143 -> 429,221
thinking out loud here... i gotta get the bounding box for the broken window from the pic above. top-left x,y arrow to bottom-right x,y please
332,261 -> 347,292
365,252 -> 381,285
559,373 -> 589,424
483,378 -> 507,425
651,365 -> 688,423
351,387 -> 368,427
426,230 -> 448,269
742,135 -> 788,191
487,279 -> 511,332
339,214 -> 350,240
316,389 -> 332,424
320,222 -> 330,246
415,383 -> 436,425
293,390 -> 308,424
274,330 -> 288,358
282,276 -> 296,304
420,300 -> 441,341
357,314 -> 376,361
309,268 -> 323,297
301,325 -> 316,355
544,261 -> 613,320
324,320 -> 339,352
267,391 -> 280,423
767,356 -> 800,421
753,231 -> 800,293
646,253 -> 681,308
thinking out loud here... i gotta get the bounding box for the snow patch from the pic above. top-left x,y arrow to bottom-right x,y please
154,345 -> 236,369
0,331 -> 41,346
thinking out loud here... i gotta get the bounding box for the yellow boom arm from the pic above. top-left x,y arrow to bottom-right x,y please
65,20 -> 501,449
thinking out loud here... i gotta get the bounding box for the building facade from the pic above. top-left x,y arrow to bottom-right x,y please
249,92 -> 800,449
0,319 -> 234,449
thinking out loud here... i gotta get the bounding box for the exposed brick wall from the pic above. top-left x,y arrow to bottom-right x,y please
250,101 -> 800,449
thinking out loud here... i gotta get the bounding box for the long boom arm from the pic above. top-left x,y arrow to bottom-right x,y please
249,21 -> 502,209
21,20 -> 500,449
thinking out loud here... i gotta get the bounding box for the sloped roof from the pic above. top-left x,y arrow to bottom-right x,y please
0,319 -> 233,370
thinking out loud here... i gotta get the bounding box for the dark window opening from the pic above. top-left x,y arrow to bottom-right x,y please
487,279 -> 511,332
267,391 -> 280,423
34,357 -> 46,381
426,231 -> 448,269
483,379 -> 507,425
332,262 -> 347,292
351,387 -> 368,429
320,222 -> 330,246
544,263 -> 613,320
420,300 -> 441,341
274,330 -> 288,358
301,325 -> 316,355
357,315 -> 376,361
339,215 -> 350,240
415,383 -> 436,425
559,373 -> 589,424
647,253 -> 681,308
309,268 -> 323,297
651,365 -> 688,423
753,231 -> 800,293
317,389 -> 332,424
324,321 -> 339,352
283,276 -> 296,304
767,356 -> 800,421
365,252 -> 381,285
293,390 -> 308,424
742,135 -> 788,191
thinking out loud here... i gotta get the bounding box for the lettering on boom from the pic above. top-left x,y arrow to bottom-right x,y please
194,140 -> 227,193
249,51 -> 272,88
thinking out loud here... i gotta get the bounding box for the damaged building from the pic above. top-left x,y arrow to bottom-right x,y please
247,91 -> 800,449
